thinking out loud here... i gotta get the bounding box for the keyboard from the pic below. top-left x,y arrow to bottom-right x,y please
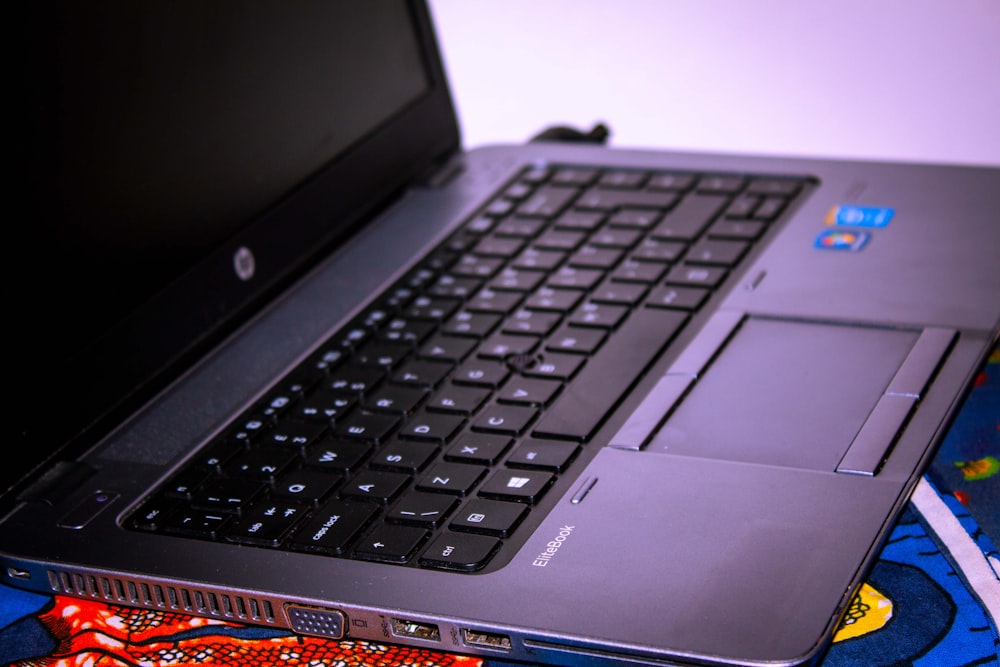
127,164 -> 808,572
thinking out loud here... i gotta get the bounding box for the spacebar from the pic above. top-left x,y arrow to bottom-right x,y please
532,308 -> 689,441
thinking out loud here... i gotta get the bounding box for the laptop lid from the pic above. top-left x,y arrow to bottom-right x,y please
12,0 -> 459,502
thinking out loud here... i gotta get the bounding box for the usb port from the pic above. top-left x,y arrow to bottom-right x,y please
391,618 -> 441,642
462,629 -> 512,651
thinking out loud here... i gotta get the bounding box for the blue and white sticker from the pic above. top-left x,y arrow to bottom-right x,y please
825,205 -> 894,228
814,229 -> 871,251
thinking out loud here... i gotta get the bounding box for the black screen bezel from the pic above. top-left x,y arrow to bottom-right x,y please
12,1 -> 460,498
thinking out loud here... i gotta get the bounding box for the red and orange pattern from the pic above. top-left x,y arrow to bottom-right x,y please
25,594 -> 482,667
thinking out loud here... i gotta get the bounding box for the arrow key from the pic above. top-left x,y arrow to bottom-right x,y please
355,524 -> 428,563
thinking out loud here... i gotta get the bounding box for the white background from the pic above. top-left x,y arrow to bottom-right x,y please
428,0 -> 1000,167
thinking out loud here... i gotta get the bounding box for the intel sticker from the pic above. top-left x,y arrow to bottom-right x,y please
825,205 -> 894,228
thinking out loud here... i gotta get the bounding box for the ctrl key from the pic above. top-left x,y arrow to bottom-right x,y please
288,501 -> 377,555
419,532 -> 501,571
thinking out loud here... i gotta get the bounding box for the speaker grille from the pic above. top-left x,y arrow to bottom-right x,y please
45,568 -> 276,624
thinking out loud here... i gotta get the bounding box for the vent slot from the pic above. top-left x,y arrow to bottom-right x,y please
44,568 -> 278,625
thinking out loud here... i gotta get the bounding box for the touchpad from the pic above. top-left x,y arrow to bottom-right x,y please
647,318 -> 919,470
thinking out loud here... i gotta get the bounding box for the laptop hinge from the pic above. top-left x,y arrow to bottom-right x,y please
415,151 -> 465,189
17,461 -> 97,506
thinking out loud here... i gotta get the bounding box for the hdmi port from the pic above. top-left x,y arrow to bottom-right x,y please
463,629 -> 512,651
390,618 -> 441,642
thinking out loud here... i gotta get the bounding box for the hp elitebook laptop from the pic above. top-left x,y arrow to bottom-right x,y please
6,3 -> 999,666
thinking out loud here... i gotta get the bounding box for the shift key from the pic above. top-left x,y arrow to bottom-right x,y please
533,307 -> 688,441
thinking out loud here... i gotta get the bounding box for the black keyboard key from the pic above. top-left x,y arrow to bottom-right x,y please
453,359 -> 509,388
647,173 -> 695,191
162,467 -> 212,499
387,493 -> 457,528
442,311 -> 501,338
426,385 -> 490,415
392,359 -> 453,387
327,365 -> 383,396
417,462 -> 486,495
364,384 -> 426,414
507,440 -> 579,472
724,194 -> 759,219
420,334 -> 476,362
490,268 -> 546,292
472,235 -> 526,258
547,266 -> 604,290
334,411 -> 399,443
631,238 -> 686,263
225,449 -> 297,481
295,392 -> 354,423
371,441 -> 438,472
522,352 -> 584,381
646,285 -> 710,311
566,245 -> 623,270
664,264 -> 728,289
429,275 -> 482,299
534,229 -> 586,251
472,404 -> 538,435
545,325 -> 606,355
551,167 -> 597,187
420,532 -> 500,571
497,377 -> 561,406
354,340 -> 412,369
303,439 -> 371,471
589,227 -> 643,249
341,470 -> 409,503
380,318 -> 435,345
512,247 -> 566,271
272,468 -> 341,504
451,498 -> 528,537
516,185 -> 578,217
192,478 -> 265,513
224,500 -> 307,546
478,332 -> 539,359
399,411 -> 465,442
290,500 -> 377,554
479,470 -> 554,504
747,178 -> 801,197
568,302 -> 628,329
651,193 -> 728,241
753,196 -> 787,221
524,287 -> 583,313
261,421 -> 328,449
130,497 -> 182,531
554,209 -> 604,231
684,238 -> 749,267
591,280 -> 647,306
163,509 -> 230,539
466,288 -> 523,314
697,175 -> 745,194
609,259 -> 667,284
445,433 -> 513,465
502,309 -> 561,336
599,170 -> 646,189
494,217 -> 545,237
576,188 -> 676,211
533,307 -> 688,441
707,219 -> 766,241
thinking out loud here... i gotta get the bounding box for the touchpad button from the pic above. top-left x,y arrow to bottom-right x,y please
647,318 -> 919,470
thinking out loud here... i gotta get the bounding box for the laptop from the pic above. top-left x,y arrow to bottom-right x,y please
6,2 -> 998,665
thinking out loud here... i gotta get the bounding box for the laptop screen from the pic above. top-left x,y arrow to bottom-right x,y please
15,1 -> 457,494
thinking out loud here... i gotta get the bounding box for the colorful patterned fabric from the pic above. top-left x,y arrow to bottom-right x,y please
3,352 -> 997,666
